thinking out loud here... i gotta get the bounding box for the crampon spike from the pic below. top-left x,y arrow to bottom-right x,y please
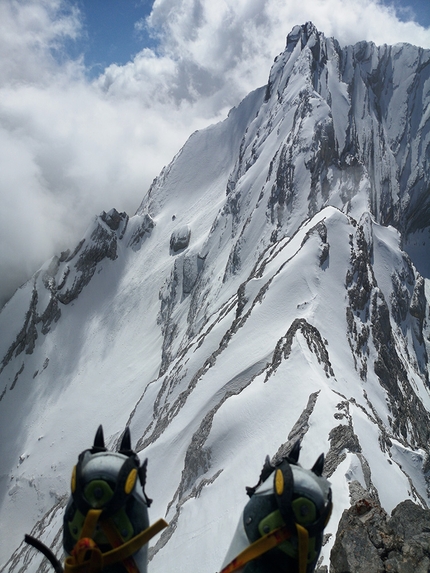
246,455 -> 275,497
287,440 -> 301,464
119,426 -> 132,454
92,425 -> 106,452
311,453 -> 325,476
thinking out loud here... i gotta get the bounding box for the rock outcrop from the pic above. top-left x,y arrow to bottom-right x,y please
330,496 -> 430,573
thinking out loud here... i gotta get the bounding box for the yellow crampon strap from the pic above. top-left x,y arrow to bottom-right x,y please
220,523 -> 311,573
64,509 -> 168,573
219,525 -> 293,573
101,518 -> 140,573
296,523 -> 309,573
80,509 -> 103,539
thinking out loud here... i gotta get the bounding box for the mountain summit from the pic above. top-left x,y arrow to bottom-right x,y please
1,23 -> 430,572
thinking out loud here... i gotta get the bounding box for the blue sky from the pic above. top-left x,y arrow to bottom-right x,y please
1,0 -> 430,309
389,0 -> 430,25
74,0 -> 430,75
73,0 -> 156,75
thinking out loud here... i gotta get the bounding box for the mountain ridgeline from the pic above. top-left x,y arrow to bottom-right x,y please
1,22 -> 430,573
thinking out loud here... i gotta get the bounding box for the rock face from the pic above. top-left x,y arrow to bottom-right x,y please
0,208 -> 130,374
330,496 -> 430,573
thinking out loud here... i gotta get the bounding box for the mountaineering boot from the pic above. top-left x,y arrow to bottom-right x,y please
25,425 -> 167,573
220,442 -> 332,573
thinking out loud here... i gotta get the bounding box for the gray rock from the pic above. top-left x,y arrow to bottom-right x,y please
330,498 -> 430,573
127,213 -> 154,249
170,226 -> 191,253
183,254 -> 199,294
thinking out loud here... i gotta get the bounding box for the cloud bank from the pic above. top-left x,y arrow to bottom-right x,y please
1,0 -> 429,308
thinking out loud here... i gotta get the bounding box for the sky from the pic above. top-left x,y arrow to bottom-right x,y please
0,0 -> 430,309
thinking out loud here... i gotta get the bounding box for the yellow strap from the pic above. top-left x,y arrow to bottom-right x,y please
101,519 -> 139,573
64,519 -> 168,573
103,519 -> 168,565
219,526 -> 292,573
66,540 -> 102,573
296,523 -> 309,573
80,509 -> 103,539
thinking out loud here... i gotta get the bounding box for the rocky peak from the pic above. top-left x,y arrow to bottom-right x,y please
286,22 -> 323,50
265,21 -> 330,102
248,23 -> 430,247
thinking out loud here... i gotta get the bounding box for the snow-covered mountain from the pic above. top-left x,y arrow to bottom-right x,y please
1,22 -> 430,573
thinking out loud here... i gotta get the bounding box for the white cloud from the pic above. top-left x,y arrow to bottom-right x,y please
0,0 -> 82,83
98,0 -> 430,114
0,0 -> 429,308
0,76 -> 204,306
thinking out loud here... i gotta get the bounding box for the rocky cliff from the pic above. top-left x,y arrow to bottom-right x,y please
330,493 -> 430,573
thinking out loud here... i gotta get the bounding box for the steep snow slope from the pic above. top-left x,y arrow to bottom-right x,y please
1,23 -> 429,573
